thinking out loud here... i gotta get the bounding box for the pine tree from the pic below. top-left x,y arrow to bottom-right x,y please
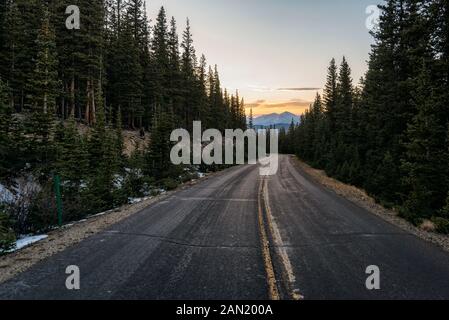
336,57 -> 353,133
139,0 -> 152,129
249,108 -> 254,129
4,0 -> 43,111
0,204 -> 15,252
86,97 -> 120,212
181,18 -> 198,130
151,6 -> 169,106
277,0 -> 449,226
145,106 -> 176,180
30,9 -> 60,114
114,106 -> 124,166
359,1 -> 410,200
209,65 -> 224,131
323,58 -> 338,129
55,117 -> 89,187
430,0 -> 449,219
0,0 -> 9,81
401,59 -> 449,221
26,8 -> 60,177
239,97 -> 247,129
0,76 -> 12,178
0,0 -> 246,226
112,10 -> 143,128
78,0 -> 105,125
53,0 -> 79,119
196,54 -> 209,127
167,16 -> 183,126
124,0 -> 146,127
126,0 -> 146,43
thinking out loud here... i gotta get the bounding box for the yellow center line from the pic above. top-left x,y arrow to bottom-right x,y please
257,176 -> 281,300
260,176 -> 305,301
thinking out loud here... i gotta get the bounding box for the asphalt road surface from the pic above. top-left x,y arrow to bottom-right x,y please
1,155 -> 449,300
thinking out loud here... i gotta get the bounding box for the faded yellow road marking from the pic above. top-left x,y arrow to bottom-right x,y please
257,177 -> 280,300
261,177 -> 305,301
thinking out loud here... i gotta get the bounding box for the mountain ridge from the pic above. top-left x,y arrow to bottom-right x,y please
253,112 -> 300,127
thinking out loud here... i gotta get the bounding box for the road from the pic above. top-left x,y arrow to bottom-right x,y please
1,155 -> 449,300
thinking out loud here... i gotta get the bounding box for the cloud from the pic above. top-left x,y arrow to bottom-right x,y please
248,85 -> 321,93
246,99 -> 312,110
289,98 -> 310,103
277,87 -> 321,92
247,85 -> 275,92
246,99 -> 266,109
262,100 -> 312,109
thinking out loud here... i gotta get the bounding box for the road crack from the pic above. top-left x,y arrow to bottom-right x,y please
103,231 -> 258,249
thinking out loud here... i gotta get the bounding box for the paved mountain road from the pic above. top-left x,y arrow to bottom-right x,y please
1,155 -> 449,300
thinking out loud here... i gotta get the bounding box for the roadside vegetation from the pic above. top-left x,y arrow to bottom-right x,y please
280,0 -> 449,233
0,1 -> 247,251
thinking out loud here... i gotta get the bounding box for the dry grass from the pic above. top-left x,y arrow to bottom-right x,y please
122,130 -> 150,157
420,220 -> 436,233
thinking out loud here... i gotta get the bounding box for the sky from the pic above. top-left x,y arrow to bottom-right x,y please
146,0 -> 383,116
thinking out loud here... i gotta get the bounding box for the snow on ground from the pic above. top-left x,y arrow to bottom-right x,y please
128,197 -> 151,204
8,235 -> 48,253
0,183 -> 15,204
12,176 -> 41,199
113,174 -> 124,189
1,176 -> 41,208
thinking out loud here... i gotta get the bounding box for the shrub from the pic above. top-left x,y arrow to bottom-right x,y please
442,193 -> 449,218
431,217 -> 449,235
27,182 -> 57,233
161,178 -> 179,191
0,207 -> 16,253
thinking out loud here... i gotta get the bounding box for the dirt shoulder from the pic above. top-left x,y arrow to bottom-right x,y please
0,173 -> 218,284
291,156 -> 449,253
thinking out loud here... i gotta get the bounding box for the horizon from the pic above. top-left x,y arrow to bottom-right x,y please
253,111 -> 299,118
146,0 -> 383,116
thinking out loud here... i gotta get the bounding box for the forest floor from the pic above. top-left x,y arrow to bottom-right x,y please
75,122 -> 150,156
122,130 -> 150,156
293,157 -> 449,253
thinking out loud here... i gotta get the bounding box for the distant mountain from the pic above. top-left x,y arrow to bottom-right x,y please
252,112 -> 300,128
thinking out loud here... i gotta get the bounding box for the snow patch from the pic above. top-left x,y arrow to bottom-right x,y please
198,172 -> 206,178
0,183 -> 14,204
113,174 -> 124,189
11,235 -> 48,252
128,197 -> 151,204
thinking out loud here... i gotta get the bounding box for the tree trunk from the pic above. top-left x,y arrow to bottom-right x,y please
60,83 -> 65,119
43,92 -> 47,114
85,80 -> 90,124
70,76 -> 75,117
20,89 -> 24,112
91,80 -> 96,124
